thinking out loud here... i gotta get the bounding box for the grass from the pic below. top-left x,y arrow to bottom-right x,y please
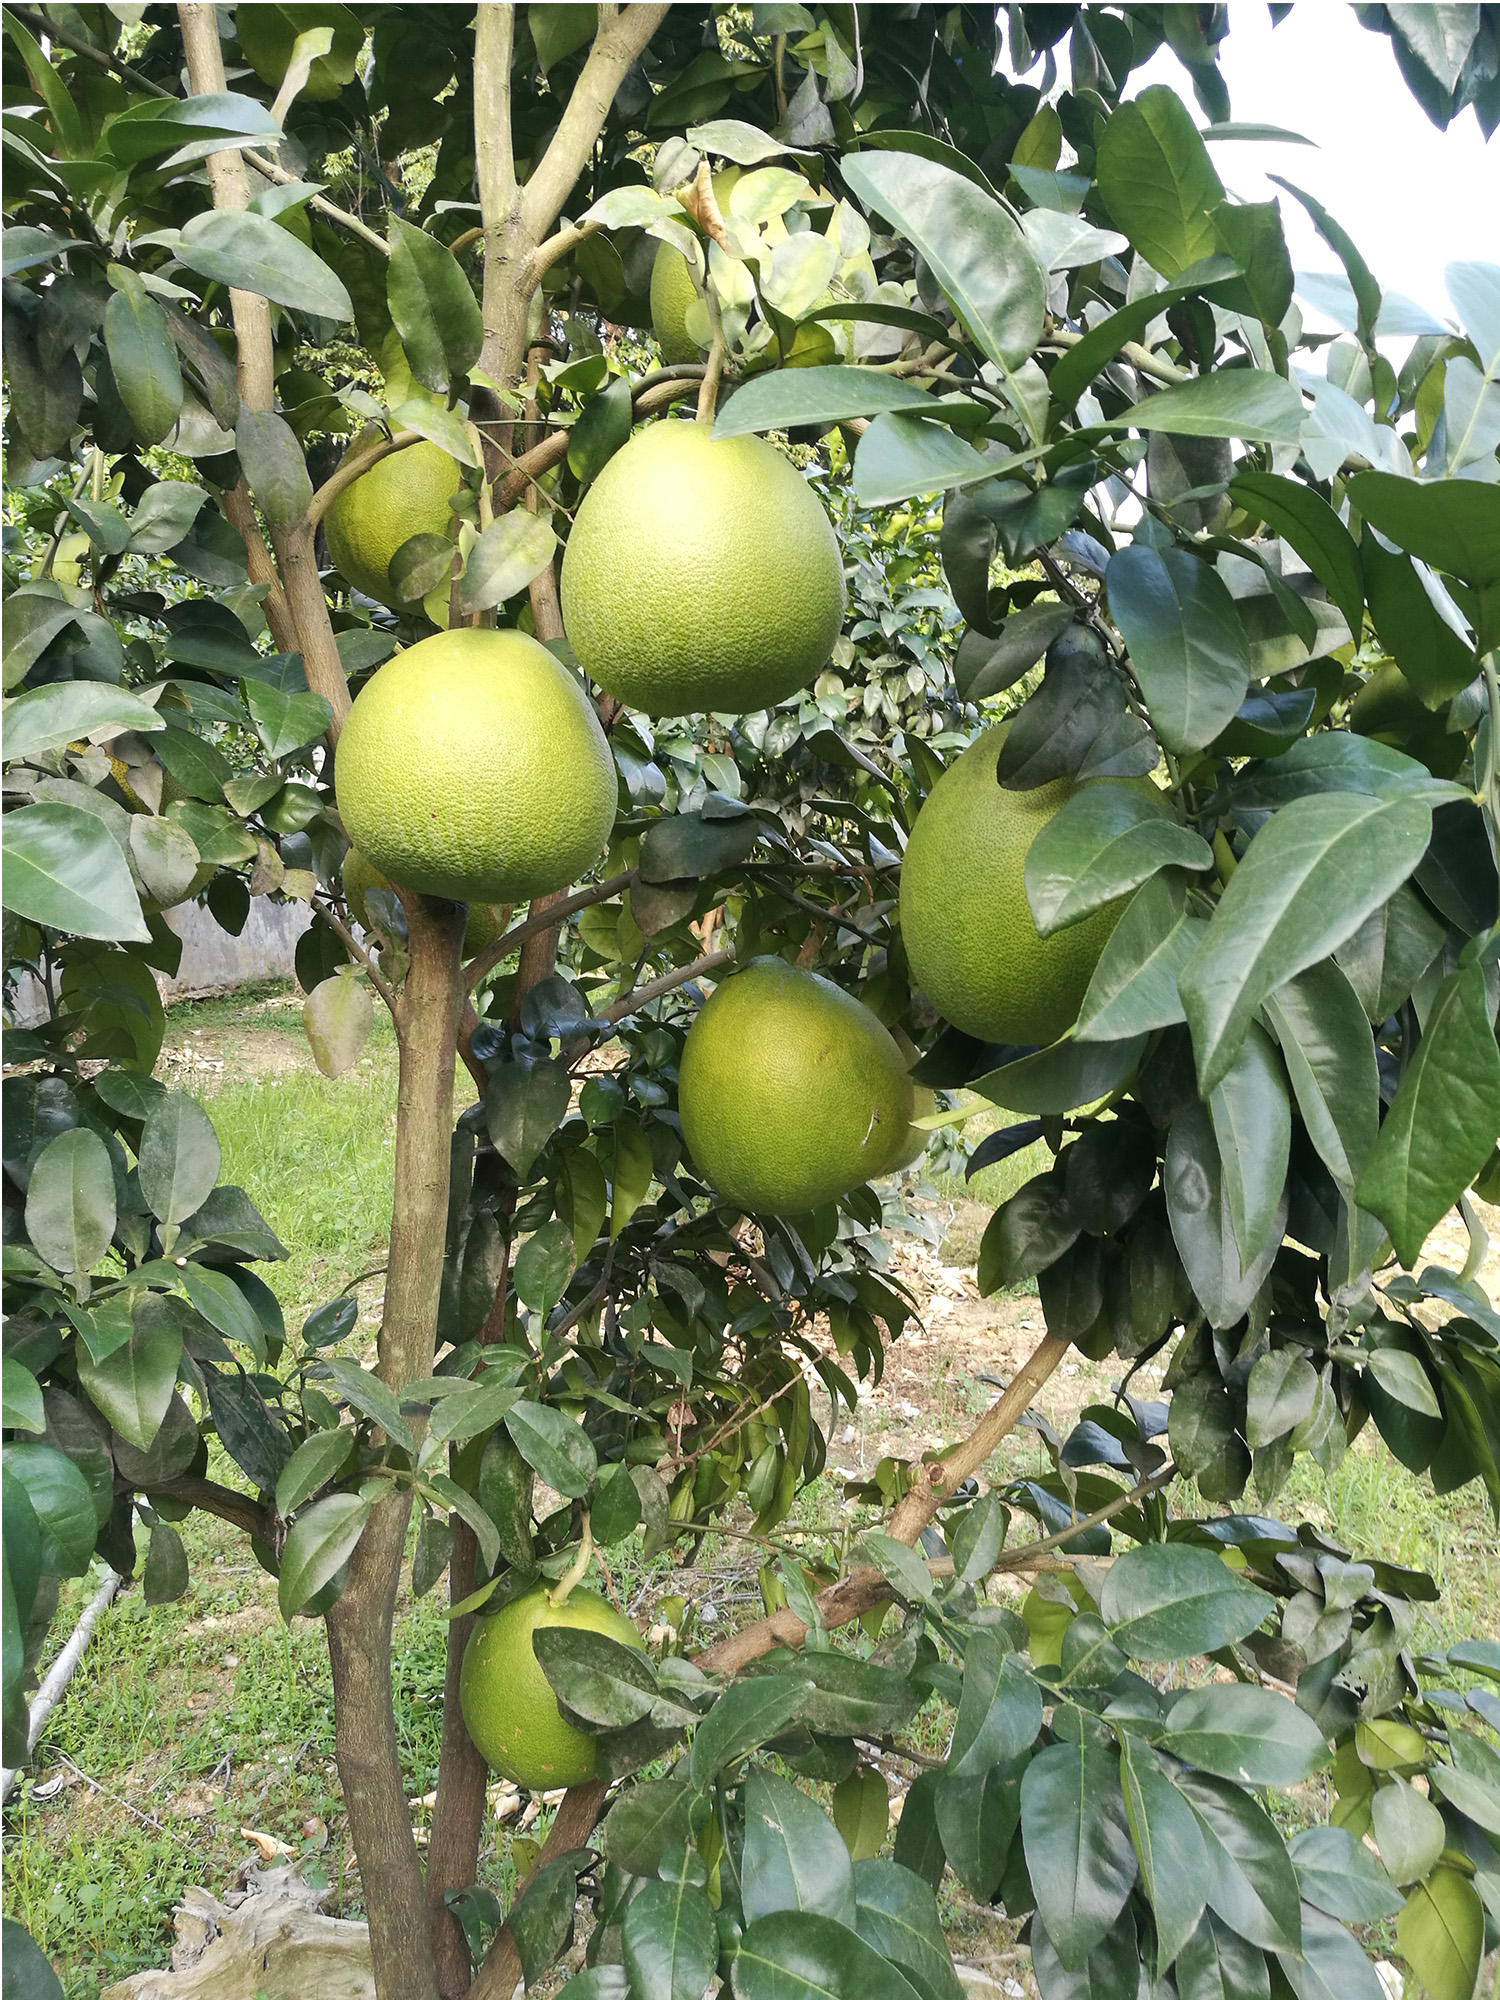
6,979 -> 1499,1994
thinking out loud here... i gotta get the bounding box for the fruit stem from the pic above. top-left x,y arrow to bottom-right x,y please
547,1510 -> 593,1609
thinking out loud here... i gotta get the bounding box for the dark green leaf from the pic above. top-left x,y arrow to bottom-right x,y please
1100,1543 -> 1272,1661
504,1400 -> 596,1499
457,512 -> 556,614
1123,371 -> 1303,445
1207,1022 -> 1290,1264
138,1095 -> 221,1227
1165,1101 -> 1284,1327
972,1036 -> 1146,1116
24,1128 -> 115,1276
1,805 -> 150,943
1096,86 -> 1226,276
742,1769 -> 857,1926
933,1766 -> 1020,1901
1106,545 -> 1250,755
622,1875 -> 717,2000
713,366 -> 936,438
532,1625 -> 659,1730
0,1917 -> 64,2000
841,152 -> 1046,376
1179,792 -> 1433,1092
1358,962 -> 1500,1267
4,1444 -> 97,1578
949,1635 -> 1041,1777
277,1491 -> 369,1619
1264,959 -> 1378,1199
244,682 -> 333,758
387,217 -> 483,395
1120,1737 -> 1208,1976
1026,784 -> 1211,934
235,408 -> 314,530
509,1853 -> 587,1987
851,1859 -> 962,2000
1044,259 -> 1240,416
1287,1825 -> 1402,1924
1174,1909 -> 1270,2000
275,1428 -> 353,1517
2,1359 -> 45,1436
1164,1683 -> 1327,1785
689,1676 -> 810,1787
1075,874 -> 1205,1042
76,1296 -> 182,1451
143,1515 -> 188,1604
319,1357 -> 416,1455
486,1057 -> 570,1178
1175,1770 -> 1302,1955
732,1911 -> 926,2000
104,274 -> 183,446
1230,473 -> 1364,635
602,1778 -> 706,1875
568,374 -> 633,484
954,603 -> 1075,702
1020,1736 -> 1138,1968
1278,1905 -> 1386,2000
177,210 -> 354,320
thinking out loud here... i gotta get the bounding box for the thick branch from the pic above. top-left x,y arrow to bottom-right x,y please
527,220 -> 598,290
490,376 -> 700,511
470,1782 -> 608,2000
694,1328 -> 1072,1675
520,6 -> 671,243
1042,325 -> 1193,388
143,1474 -> 272,1541
599,947 -> 734,1028
220,481 -> 296,652
464,869 -> 636,992
305,429 -> 427,532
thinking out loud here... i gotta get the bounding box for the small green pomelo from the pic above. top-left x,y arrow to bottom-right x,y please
324,430 -> 462,611
678,956 -> 914,1215
460,1584 -> 645,1790
900,725 -> 1144,1046
559,419 -> 845,716
333,627 -> 617,903
341,847 -> 509,957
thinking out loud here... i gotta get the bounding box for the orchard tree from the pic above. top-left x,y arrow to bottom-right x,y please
4,7 -> 1500,2000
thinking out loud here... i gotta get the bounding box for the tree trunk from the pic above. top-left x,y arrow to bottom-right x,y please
326,897 -> 468,2000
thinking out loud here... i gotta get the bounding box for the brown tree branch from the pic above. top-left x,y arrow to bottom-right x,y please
143,1474 -> 271,1542
304,429 -> 428,533
220,481 -> 296,653
599,947 -> 734,1027
464,870 -> 636,993
312,893 -> 398,1016
527,221 -> 599,290
469,1781 -> 607,2000
519,5 -> 671,243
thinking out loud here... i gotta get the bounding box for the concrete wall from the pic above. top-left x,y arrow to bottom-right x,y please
6,896 -> 314,1025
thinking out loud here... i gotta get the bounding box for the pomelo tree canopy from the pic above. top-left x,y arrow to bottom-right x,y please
3,7 -> 1499,2000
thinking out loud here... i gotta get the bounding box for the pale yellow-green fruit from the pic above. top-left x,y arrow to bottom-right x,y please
648,167 -> 742,361
340,847 -> 508,957
236,3 -> 362,100
900,726 -> 1138,1046
559,419 -> 846,716
323,429 -> 461,610
333,627 -> 617,902
460,1585 -> 645,1789
678,956 -> 915,1215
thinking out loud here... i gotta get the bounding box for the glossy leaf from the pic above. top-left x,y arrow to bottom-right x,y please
1026,784 -> 1212,935
1263,959 -> 1378,1199
622,1875 -> 717,2000
1179,792 -> 1433,1093
841,151 -> 1046,377
1096,86 -> 1225,275
712,365 -> 935,437
1164,1683 -> 1328,1785
742,1770 -> 857,1927
1287,1825 -> 1402,1922
1350,471 -> 1500,591
1020,1736 -> 1138,1968
177,210 -> 354,320
1358,962 -> 1500,1267
1207,1022 -> 1290,1264
1120,1737 -> 1208,1975
1174,1770 -> 1302,1954
1165,1101 -> 1285,1327
76,1298 -> 183,1452
1229,472 -> 1363,634
732,1911 -> 926,2000
689,1676 -> 809,1788
486,1057 -> 570,1179
973,1037 -> 1146,1116
1101,1543 -> 1273,1661
1106,545 -> 1250,755
949,1635 -> 1042,1777
275,1428 -> 353,1518
277,1491 -> 369,1619
138,1095 -> 221,1227
24,1128 -> 115,1276
852,412 -> 992,507
1126,370 -> 1303,444
387,217 -> 482,396
1075,874 -> 1204,1042
243,683 -> 333,759
1,804 -> 150,943
504,1400 -> 596,1499
852,1859 -> 962,2000
4,1444 -> 97,1578
104,273 -> 184,446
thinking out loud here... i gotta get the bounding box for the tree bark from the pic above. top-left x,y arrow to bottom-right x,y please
326,895 -> 467,2000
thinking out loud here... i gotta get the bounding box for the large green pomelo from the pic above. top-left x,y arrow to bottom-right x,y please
900,726 -> 1143,1046
678,956 -> 914,1214
334,628 -> 617,902
324,431 -> 462,611
460,1585 -> 644,1789
559,419 -> 846,716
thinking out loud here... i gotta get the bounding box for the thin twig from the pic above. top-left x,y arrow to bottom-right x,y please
598,947 -> 734,1028
304,430 -> 428,533
465,869 -> 636,993
313,894 -> 399,1014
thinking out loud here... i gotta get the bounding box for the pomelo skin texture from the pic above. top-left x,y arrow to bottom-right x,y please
900,726 -> 1132,1046
678,956 -> 915,1215
334,628 -> 617,903
460,1585 -> 644,1789
341,846 -> 508,959
559,420 -> 846,717
649,240 -> 703,364
324,433 -> 460,610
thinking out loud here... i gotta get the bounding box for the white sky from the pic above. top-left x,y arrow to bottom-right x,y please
1132,2 -> 1497,325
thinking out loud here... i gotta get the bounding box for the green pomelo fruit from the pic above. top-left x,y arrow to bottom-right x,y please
900,726 -> 1140,1046
341,846 -> 509,957
648,168 -> 742,361
237,3 -> 363,100
323,430 -> 461,610
1349,662 -> 1466,778
559,419 -> 846,716
460,1584 -> 644,1789
334,627 -> 617,902
678,956 -> 914,1215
